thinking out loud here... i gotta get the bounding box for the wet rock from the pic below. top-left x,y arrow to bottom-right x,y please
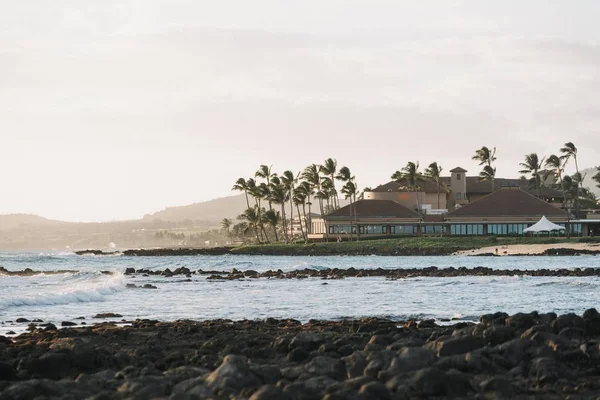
143,284 -> 158,289
15,318 -> 29,323
283,376 -> 337,400
483,325 -> 516,346
411,367 -> 450,396
305,356 -> 345,381
426,335 -> 484,357
505,312 -> 536,330
287,347 -> 309,363
480,376 -> 519,398
343,351 -> 367,378
358,381 -> 392,400
529,357 -> 569,384
552,313 -> 585,333
118,376 -> 172,398
250,384 -> 291,400
93,313 -> 123,319
0,379 -> 65,399
205,355 -> 261,394
61,321 -> 77,327
0,362 -> 17,381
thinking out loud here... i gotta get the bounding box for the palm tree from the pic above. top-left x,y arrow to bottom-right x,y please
292,188 -> 307,242
479,165 -> 496,188
302,164 -> 323,217
221,218 -> 232,232
519,153 -> 546,197
255,164 -> 273,183
560,142 -> 581,215
544,155 -> 568,210
391,162 -> 422,210
297,181 -> 314,234
424,162 -> 443,209
472,146 -> 497,191
269,183 -> 289,242
281,170 -> 297,240
263,209 -> 280,242
237,208 -> 261,243
320,158 -> 339,209
232,178 -> 251,209
402,162 -> 422,191
341,181 -> 360,241
593,167 -> 600,190
320,177 -> 335,212
245,178 -> 258,205
335,166 -> 353,184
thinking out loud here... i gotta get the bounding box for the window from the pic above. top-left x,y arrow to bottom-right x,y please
457,173 -> 461,180
394,225 -> 414,235
450,224 -> 483,236
424,225 -> 444,234
456,192 -> 462,200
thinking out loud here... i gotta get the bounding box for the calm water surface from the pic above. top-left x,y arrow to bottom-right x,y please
1,251 -> 599,334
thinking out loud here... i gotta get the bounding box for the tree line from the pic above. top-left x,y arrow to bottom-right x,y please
230,159 -> 359,244
228,144 -> 599,244
390,142 -> 599,217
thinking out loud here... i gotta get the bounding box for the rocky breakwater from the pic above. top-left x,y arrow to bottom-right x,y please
122,266 -> 600,280
2,310 -> 600,399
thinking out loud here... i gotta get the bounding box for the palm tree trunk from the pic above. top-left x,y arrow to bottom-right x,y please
289,197 -> 294,242
244,191 -> 251,209
302,203 -> 308,242
307,197 -> 312,234
437,182 -> 440,209
574,157 -> 581,217
281,204 -> 288,243
272,223 -> 279,242
296,204 -> 306,242
331,173 -> 339,209
353,194 -> 359,241
558,174 -> 568,212
253,224 -> 261,243
261,225 -> 270,243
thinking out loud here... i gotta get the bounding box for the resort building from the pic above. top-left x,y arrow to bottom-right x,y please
308,166 -> 598,239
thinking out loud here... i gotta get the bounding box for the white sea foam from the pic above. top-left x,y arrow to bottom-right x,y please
0,272 -> 125,310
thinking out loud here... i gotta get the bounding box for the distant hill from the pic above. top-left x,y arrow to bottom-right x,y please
0,214 -> 66,231
142,194 -> 248,223
582,167 -> 600,197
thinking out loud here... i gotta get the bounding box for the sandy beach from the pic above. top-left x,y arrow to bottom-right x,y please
454,241 -> 600,256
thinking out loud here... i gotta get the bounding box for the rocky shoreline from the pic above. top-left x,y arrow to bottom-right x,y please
75,246 -> 600,257
125,266 -> 600,280
2,310 -> 600,399
4,265 -> 600,279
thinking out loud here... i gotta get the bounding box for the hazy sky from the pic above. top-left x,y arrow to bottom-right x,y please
2,1 -> 600,221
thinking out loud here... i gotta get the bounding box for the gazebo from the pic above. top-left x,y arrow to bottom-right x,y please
523,216 -> 565,235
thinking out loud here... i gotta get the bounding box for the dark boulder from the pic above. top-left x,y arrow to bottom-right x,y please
426,335 -> 484,357
205,355 -> 261,394
249,384 -> 291,400
93,313 -> 123,319
483,325 -> 516,346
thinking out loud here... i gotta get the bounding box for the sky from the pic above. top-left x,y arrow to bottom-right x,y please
1,1 -> 600,222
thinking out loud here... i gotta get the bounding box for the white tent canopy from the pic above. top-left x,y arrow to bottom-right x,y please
523,216 -> 565,233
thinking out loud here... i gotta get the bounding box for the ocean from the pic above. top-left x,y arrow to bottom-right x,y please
1,251 -> 599,335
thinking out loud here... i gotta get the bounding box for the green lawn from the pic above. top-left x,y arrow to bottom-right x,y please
229,236 -> 591,256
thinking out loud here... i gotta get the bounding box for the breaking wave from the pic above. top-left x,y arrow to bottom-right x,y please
0,272 -> 125,311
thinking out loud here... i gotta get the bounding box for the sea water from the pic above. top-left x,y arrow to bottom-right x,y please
1,251 -> 599,335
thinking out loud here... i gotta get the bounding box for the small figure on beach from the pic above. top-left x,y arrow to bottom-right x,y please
495,248 -> 498,255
